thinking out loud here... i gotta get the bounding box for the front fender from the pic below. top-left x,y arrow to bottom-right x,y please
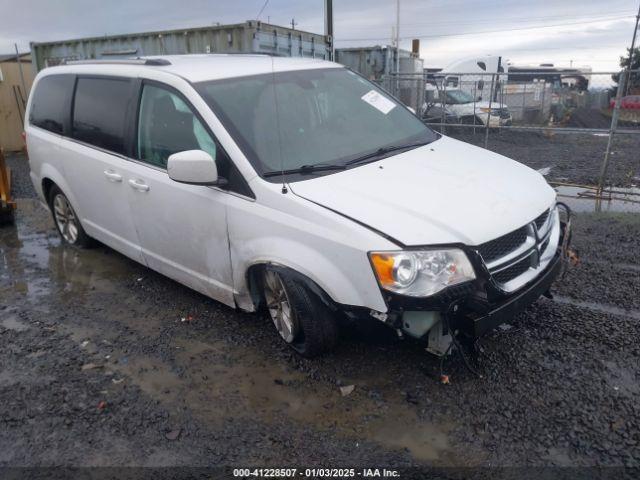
231,236 -> 387,313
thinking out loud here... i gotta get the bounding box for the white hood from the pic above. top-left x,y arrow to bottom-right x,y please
289,136 -> 555,246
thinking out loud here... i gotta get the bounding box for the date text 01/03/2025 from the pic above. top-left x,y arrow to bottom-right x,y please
232,468 -> 401,477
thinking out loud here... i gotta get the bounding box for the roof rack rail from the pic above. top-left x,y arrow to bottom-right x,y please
208,51 -> 287,57
63,58 -> 171,66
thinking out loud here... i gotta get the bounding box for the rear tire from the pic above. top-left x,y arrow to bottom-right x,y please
263,268 -> 338,357
48,185 -> 92,248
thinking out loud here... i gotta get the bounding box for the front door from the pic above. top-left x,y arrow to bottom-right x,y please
126,81 -> 234,305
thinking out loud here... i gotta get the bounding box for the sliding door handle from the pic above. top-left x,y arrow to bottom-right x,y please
128,179 -> 150,192
103,170 -> 122,182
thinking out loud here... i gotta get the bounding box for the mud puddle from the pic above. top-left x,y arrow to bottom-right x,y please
62,321 -> 456,463
0,315 -> 29,332
554,185 -> 640,213
74,325 -> 455,463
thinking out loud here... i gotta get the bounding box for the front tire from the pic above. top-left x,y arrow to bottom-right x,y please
263,268 -> 338,357
48,185 -> 92,247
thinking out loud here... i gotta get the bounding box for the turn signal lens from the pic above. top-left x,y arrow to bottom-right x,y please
370,253 -> 395,286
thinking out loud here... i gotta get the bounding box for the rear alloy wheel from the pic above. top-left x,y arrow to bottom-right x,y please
53,194 -> 79,243
263,268 -> 338,357
48,185 -> 92,247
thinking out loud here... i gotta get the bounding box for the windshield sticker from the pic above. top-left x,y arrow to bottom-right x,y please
361,90 -> 396,115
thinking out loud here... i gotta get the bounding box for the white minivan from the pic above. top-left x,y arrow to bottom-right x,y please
25,55 -> 571,357
423,85 -> 512,127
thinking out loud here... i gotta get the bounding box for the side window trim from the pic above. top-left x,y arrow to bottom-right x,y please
124,78 -> 142,160
69,75 -> 78,138
63,74 -> 76,135
133,79 -> 254,199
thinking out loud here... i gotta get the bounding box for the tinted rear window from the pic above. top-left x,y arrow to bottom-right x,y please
29,75 -> 75,134
72,77 -> 131,154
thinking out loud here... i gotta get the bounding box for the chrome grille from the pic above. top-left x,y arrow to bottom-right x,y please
493,256 -> 533,283
477,226 -> 528,263
476,206 -> 559,293
534,209 -> 550,230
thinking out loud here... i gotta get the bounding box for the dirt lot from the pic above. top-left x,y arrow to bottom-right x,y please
1,151 -> 640,472
447,130 -> 640,188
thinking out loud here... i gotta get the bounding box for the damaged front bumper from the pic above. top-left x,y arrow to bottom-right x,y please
450,247 -> 563,338
376,207 -> 573,349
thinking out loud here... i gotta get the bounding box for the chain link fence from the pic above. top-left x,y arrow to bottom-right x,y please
377,70 -> 640,193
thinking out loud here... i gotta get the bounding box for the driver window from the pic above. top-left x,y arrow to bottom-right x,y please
137,84 -> 217,168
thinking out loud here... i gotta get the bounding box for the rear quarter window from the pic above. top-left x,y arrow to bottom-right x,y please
72,77 -> 131,155
29,74 -> 75,134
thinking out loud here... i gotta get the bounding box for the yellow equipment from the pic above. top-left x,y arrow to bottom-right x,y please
0,148 -> 16,224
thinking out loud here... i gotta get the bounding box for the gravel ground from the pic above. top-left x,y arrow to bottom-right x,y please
1,150 -> 639,472
447,130 -> 640,188
4,152 -> 36,199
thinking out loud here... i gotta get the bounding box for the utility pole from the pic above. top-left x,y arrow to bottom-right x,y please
324,0 -> 334,61
626,1 -> 640,95
291,18 -> 297,31
395,0 -> 400,94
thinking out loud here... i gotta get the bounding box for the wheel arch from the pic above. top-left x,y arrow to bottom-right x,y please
38,164 -> 83,218
245,262 -> 339,313
42,177 -> 56,204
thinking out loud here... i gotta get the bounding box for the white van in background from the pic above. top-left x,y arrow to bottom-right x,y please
423,56 -> 512,126
423,85 -> 512,127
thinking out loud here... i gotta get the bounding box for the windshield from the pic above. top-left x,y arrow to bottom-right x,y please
195,68 -> 438,180
446,90 -> 474,104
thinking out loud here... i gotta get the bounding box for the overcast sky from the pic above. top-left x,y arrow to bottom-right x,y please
1,0 -> 638,72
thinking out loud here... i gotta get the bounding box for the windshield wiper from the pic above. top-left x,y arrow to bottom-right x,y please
262,142 -> 431,177
263,163 -> 347,177
345,141 -> 431,167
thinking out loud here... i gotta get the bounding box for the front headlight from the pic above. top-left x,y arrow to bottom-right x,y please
369,249 -> 476,297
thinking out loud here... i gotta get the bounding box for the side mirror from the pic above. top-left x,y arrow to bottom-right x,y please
167,150 -> 220,186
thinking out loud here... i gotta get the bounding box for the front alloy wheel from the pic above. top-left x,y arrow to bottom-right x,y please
262,268 -> 339,357
263,270 -> 299,343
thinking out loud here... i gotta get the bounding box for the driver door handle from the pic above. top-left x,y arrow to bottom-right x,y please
128,179 -> 150,192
